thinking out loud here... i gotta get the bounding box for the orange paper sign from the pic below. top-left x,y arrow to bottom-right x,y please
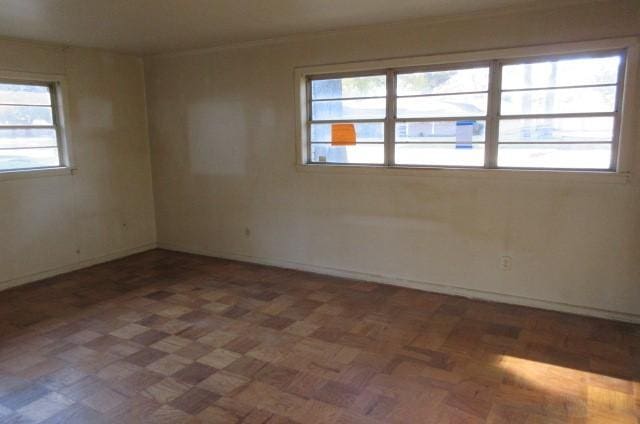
331,123 -> 356,146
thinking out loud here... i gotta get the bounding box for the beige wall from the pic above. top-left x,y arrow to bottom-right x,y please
0,40 -> 156,289
145,0 -> 640,322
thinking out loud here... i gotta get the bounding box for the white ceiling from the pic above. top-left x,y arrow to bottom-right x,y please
0,0 -> 582,55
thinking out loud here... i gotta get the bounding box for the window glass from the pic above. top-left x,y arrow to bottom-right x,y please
0,82 -> 61,172
396,120 -> 486,143
311,75 -> 386,99
397,94 -> 488,118
397,67 -> 489,96
310,144 -> 384,164
498,144 -> 612,169
0,147 -> 59,171
0,83 -> 51,105
499,117 -> 613,142
500,86 -> 617,115
311,99 -> 386,120
396,143 -> 485,167
501,56 -> 620,90
311,122 -> 384,143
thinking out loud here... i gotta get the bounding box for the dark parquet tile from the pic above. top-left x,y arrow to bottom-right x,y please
0,249 -> 638,423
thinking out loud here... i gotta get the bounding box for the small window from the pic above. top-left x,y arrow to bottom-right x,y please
0,81 -> 64,172
301,47 -> 627,171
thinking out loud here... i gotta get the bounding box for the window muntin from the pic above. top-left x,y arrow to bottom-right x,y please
0,81 -> 63,172
304,50 -> 625,171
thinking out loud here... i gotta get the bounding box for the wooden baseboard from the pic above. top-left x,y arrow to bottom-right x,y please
158,243 -> 640,324
0,242 -> 157,292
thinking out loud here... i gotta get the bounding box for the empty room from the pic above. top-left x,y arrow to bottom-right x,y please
0,0 -> 638,422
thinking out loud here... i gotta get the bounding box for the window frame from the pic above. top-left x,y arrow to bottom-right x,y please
295,38 -> 638,176
0,70 -> 72,178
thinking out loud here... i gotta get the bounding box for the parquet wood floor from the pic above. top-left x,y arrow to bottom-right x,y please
0,249 -> 638,423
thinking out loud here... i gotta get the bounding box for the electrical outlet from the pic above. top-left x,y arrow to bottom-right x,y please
500,256 -> 512,271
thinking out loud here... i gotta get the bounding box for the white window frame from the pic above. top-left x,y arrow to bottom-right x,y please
0,70 -> 73,179
294,38 -> 638,179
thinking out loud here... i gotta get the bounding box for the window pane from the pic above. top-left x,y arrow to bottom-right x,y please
0,128 -> 58,149
499,117 -> 614,142
0,147 -> 60,170
498,143 -> 611,169
502,56 -> 621,90
310,143 -> 384,164
311,122 -> 384,142
312,98 -> 386,120
397,93 -> 487,118
395,143 -> 485,166
396,120 -> 485,142
0,83 -> 51,105
0,105 -> 54,126
501,86 -> 616,115
311,75 -> 386,99
397,67 -> 489,96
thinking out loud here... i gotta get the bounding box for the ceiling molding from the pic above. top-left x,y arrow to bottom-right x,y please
146,0 -> 603,59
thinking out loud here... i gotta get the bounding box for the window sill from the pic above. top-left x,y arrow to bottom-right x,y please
296,163 -> 631,184
0,166 -> 75,182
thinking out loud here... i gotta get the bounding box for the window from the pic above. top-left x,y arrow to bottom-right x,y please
395,66 -> 489,167
302,48 -> 627,171
498,55 -> 621,169
0,80 -> 65,172
309,74 -> 386,164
